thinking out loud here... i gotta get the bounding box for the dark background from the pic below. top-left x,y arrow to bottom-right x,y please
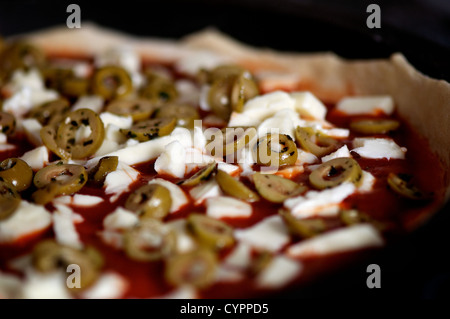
0,0 -> 449,299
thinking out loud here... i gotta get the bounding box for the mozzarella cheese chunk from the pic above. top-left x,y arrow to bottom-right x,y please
104,162 -> 140,202
154,141 -> 187,178
215,265 -> 244,283
321,145 -> 351,162
256,255 -> 302,289
235,215 -> 290,252
257,108 -> 302,139
217,162 -> 240,176
0,201 -> 52,244
53,194 -> 104,207
21,118 -> 43,146
287,224 -> 384,258
100,112 -> 132,129
206,196 -> 252,219
52,204 -> 83,249
291,91 -> 327,120
148,178 -> 188,213
223,242 -> 252,269
336,95 -> 394,115
175,79 -> 200,105
19,145 -> 49,170
284,183 -> 356,218
189,179 -> 222,204
3,86 -> 58,118
352,138 -> 406,159
72,95 -> 104,113
81,272 -> 128,299
199,84 -> 211,111
20,270 -> 72,299
103,207 -> 139,231
166,219 -> 196,253
358,171 -> 376,193
158,286 -> 198,299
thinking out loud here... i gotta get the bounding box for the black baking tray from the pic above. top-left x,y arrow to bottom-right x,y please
1,0 -> 449,299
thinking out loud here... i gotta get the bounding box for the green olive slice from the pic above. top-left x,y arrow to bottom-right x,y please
230,71 -> 259,113
60,77 -> 90,98
0,41 -> 44,75
216,169 -> 259,202
387,173 -> 427,200
208,76 -> 234,120
105,98 -> 155,121
201,64 -> 245,84
28,98 -> 70,126
0,180 -> 21,221
124,184 -> 172,220
32,239 -> 103,291
91,66 -> 133,100
0,111 -> 15,136
40,124 -> 70,160
253,133 -> 298,167
42,67 -> 74,91
349,119 -> 400,134
154,104 -> 200,129
0,158 -> 33,192
32,163 -> 87,204
279,209 -> 326,238
56,108 -> 105,159
88,156 -> 119,185
165,248 -> 217,288
253,172 -> 306,203
295,126 -> 338,157
179,162 -> 217,187
120,117 -> 176,142
123,219 -> 177,261
140,73 -> 178,105
309,157 -> 362,189
187,213 -> 235,250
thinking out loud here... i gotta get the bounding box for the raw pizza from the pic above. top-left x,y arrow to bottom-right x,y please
0,25 -> 449,299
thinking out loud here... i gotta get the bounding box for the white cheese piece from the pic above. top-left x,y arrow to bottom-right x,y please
189,179 -> 222,204
287,224 -> 384,257
256,255 -> 302,289
297,149 -> 318,165
72,95 -> 104,113
175,79 -> 200,105
352,138 -> 406,159
206,196 -> 252,219
94,139 -> 120,157
235,215 -> 290,252
148,178 -> 188,213
0,144 -> 15,152
223,242 -> 252,269
104,161 -> 140,202
20,270 -> 72,299
284,183 -> 356,218
257,108 -> 302,140
185,149 -> 216,174
291,91 -> 327,120
215,265 -> 244,282
0,133 -> 7,144
336,95 -> 394,115
237,146 -> 256,177
321,145 -> 351,162
3,86 -> 58,118
98,231 -> 123,250
217,162 -> 240,176
175,50 -> 230,76
358,171 -> 376,193
81,272 -> 128,299
21,118 -> 43,146
154,141 -> 187,178
0,271 -> 22,299
53,204 -> 83,250
100,112 -> 133,129
103,207 -> 139,231
192,124 -> 207,152
228,111 -> 262,128
166,219 -> 196,253
158,286 -> 198,299
319,127 -> 350,138
199,84 -> 211,111
53,194 -> 104,207
8,68 -> 44,92
0,200 -> 52,244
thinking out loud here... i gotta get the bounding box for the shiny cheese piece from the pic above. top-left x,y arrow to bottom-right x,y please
336,95 -> 394,115
20,270 -> 72,299
81,272 -> 128,299
72,95 -> 104,113
235,215 -> 290,253
352,138 -> 406,159
321,145 -> 351,162
257,108 -> 302,140
3,87 -> 58,118
215,265 -> 244,283
166,219 -> 196,253
158,286 -> 198,299
256,255 -> 302,289
286,224 -> 384,258
53,194 -> 104,207
19,145 -> 49,170
206,196 -> 252,219
154,141 -> 187,178
21,118 -> 43,146
104,161 -> 140,202
52,204 -> 83,249
148,178 -> 188,213
223,242 -> 252,269
99,112 -> 132,129
358,171 -> 376,193
0,200 -> 52,244
103,207 -> 139,231
189,179 -> 222,205
284,183 -> 356,218
217,162 -> 240,176
291,91 -> 327,120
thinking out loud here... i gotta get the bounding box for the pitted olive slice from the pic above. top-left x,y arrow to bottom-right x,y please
0,111 -> 15,136
105,98 -> 155,121
28,98 -> 70,126
187,213 -> 235,250
208,76 -> 234,120
279,209 -> 326,238
0,180 -> 21,221
309,157 -> 362,189
120,117 -> 176,142
32,163 -> 87,204
40,124 -> 70,160
154,104 -> 200,129
88,156 -> 118,185
387,173 -> 427,200
350,119 -> 400,134
32,239 -> 103,291
56,108 -> 105,159
165,248 -> 217,288
295,126 -> 338,157
60,77 -> 90,97
0,158 -> 33,192
0,41 -> 44,75
91,65 -> 133,100
179,162 -> 217,187
253,133 -> 298,167
125,184 -> 172,220
140,73 -> 178,105
200,64 -> 245,84
216,169 -> 259,202
230,71 -> 259,113
123,219 -> 176,261
253,172 -> 306,203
